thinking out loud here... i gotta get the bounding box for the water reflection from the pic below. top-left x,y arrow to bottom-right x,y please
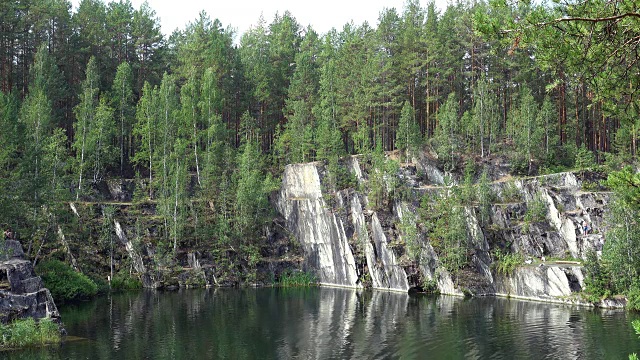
6,288 -> 639,359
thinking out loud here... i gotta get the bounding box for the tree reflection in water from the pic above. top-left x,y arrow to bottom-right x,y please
7,288 -> 639,359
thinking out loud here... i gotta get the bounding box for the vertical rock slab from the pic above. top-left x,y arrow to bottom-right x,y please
494,265 -> 584,301
276,163 -> 359,287
369,214 -> 409,291
0,240 -> 62,326
114,220 -> 146,273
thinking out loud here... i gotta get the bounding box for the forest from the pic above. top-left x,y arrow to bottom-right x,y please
1,0 -> 640,298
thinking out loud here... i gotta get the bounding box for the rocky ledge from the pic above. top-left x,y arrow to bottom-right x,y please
0,240 -> 62,327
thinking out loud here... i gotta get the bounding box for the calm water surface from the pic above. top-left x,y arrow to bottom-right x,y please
6,288 -> 640,359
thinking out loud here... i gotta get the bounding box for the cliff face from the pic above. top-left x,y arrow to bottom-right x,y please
0,240 -> 62,325
275,156 -> 610,304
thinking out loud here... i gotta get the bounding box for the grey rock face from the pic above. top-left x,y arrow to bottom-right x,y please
276,163 -> 360,287
276,159 -> 609,304
0,241 -> 62,326
494,266 -> 584,300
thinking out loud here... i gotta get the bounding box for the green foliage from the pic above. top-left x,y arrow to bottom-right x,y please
0,318 -> 61,349
601,195 -> 640,293
461,159 -> 476,205
111,61 -> 135,176
477,169 -> 494,223
5,0 -> 640,291
631,319 -> 640,359
524,193 -> 548,224
73,56 -> 101,200
575,145 -> 596,170
509,86 -> 542,173
278,270 -> 317,287
422,278 -> 439,294
583,249 -> 611,301
235,139 -> 279,239
626,284 -> 640,312
421,191 -> 470,274
581,180 -> 601,192
492,250 -> 523,276
36,259 -> 98,303
367,142 -> 400,210
110,273 -> 143,290
434,93 -> 460,171
396,101 -> 422,162
399,210 -> 420,261
607,167 -> 640,209
501,180 -> 522,203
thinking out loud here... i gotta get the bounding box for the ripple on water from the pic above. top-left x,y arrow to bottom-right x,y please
38,289 -> 640,360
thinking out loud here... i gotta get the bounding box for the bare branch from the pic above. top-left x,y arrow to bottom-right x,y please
500,12 -> 640,34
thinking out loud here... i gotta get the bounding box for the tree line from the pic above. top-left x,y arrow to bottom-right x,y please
1,0 -> 639,265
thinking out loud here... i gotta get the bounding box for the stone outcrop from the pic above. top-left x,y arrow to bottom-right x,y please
275,163 -> 360,288
0,240 -> 62,325
275,156 -> 610,305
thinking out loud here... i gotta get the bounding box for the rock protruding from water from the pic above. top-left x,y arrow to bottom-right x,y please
0,240 -> 62,325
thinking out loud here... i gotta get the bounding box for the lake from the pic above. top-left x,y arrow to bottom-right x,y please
5,287 -> 640,359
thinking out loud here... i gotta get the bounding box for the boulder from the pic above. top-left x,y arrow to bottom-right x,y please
0,241 -> 62,329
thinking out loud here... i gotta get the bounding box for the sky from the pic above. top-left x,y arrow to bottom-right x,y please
71,0 -> 449,40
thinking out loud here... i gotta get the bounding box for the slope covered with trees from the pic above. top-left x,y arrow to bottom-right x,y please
1,0 -> 639,295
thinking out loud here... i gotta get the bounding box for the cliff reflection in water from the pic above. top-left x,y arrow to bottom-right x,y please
14,287 -> 638,359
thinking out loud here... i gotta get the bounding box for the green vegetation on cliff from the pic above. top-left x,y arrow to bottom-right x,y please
0,0 -> 638,291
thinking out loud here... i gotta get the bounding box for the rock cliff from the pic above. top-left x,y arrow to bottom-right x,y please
275,156 -> 609,304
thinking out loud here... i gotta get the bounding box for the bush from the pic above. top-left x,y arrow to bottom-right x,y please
524,193 -> 548,223
36,259 -> 98,303
89,274 -> 111,294
492,250 -> 524,276
582,250 -> 611,302
627,283 -> 640,311
110,273 -> 143,290
278,270 -> 317,287
501,180 -> 521,203
575,145 -> 596,169
0,317 -> 61,348
422,278 -> 439,294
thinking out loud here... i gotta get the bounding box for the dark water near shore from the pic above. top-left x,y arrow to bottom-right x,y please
5,287 -> 640,359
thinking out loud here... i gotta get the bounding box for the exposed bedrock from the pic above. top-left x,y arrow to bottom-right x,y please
276,158 -> 609,305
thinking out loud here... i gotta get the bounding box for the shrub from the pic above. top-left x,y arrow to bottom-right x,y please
0,317 -> 61,348
575,145 -> 596,169
524,193 -> 548,223
492,250 -> 524,276
501,180 -> 521,203
278,270 -> 317,287
110,273 -> 143,290
36,259 -> 98,303
627,283 -> 640,311
422,278 -> 439,294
